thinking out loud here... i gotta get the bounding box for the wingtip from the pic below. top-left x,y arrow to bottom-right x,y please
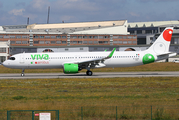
108,48 -> 116,58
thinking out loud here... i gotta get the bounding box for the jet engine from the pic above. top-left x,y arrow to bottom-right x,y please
63,63 -> 79,74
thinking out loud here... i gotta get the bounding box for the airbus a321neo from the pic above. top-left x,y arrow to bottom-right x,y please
2,27 -> 176,76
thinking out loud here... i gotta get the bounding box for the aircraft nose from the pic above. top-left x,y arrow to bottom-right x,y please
2,61 -> 8,67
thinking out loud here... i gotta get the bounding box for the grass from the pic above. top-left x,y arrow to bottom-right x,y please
1,62 -> 179,74
0,62 -> 179,119
0,77 -> 179,119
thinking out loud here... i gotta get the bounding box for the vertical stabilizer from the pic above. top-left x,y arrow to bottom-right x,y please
147,27 -> 173,54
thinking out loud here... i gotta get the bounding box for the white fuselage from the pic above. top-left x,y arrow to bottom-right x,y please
2,27 -> 176,76
3,51 -> 148,69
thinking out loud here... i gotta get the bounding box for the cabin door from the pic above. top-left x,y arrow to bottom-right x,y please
20,53 -> 25,64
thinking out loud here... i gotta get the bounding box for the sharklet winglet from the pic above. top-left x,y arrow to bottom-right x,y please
106,48 -> 116,59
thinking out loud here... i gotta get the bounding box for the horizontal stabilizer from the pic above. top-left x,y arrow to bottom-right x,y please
169,53 -> 177,57
157,52 -> 177,57
156,52 -> 177,61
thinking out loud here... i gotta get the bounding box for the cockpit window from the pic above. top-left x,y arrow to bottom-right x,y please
9,57 -> 15,60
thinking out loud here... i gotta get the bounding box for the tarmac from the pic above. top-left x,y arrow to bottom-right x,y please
0,71 -> 179,79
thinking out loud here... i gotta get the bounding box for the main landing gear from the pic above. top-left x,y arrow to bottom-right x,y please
86,70 -> 93,76
21,69 -> 25,77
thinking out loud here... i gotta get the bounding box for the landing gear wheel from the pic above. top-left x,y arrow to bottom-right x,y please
21,73 -> 25,77
21,69 -> 25,77
86,70 -> 93,76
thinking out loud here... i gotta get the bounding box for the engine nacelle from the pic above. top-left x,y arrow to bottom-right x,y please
63,63 -> 79,74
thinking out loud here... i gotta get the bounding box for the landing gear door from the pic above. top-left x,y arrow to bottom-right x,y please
20,53 -> 24,64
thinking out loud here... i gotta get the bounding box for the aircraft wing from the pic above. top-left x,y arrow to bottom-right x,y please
74,48 -> 116,68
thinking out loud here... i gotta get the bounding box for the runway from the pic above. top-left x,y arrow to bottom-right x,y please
0,71 -> 179,79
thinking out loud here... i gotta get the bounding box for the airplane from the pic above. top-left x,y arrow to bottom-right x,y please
2,27 -> 176,76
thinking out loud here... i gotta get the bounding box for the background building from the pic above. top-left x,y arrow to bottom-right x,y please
128,20 -> 179,55
0,42 -> 9,63
128,21 -> 179,45
0,20 -> 138,61
1,20 -> 179,62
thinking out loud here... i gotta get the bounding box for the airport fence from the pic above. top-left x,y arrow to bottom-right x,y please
6,110 -> 59,120
1,105 -> 179,120
58,105 -> 179,120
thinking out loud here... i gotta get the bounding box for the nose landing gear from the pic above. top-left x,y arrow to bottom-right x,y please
21,69 -> 25,77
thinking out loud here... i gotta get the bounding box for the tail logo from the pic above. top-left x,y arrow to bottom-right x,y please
163,29 -> 173,42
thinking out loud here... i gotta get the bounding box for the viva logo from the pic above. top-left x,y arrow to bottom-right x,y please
31,54 -> 49,60
142,53 -> 155,64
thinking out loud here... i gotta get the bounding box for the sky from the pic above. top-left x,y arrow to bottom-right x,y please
0,0 -> 179,26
